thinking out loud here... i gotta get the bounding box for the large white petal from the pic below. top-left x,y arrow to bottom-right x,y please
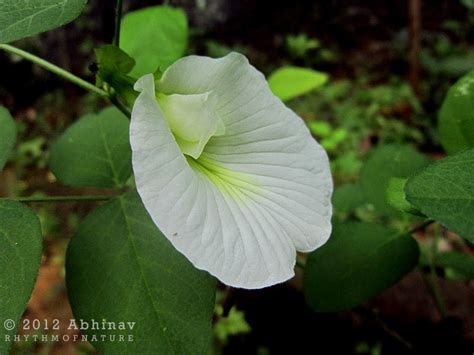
130,53 -> 333,289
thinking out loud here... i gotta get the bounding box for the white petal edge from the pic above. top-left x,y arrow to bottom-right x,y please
130,53 -> 333,289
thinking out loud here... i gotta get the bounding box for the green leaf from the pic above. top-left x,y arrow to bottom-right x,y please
66,191 -> 216,354
332,183 -> 366,214
360,144 -> 429,216
120,6 -> 188,77
49,107 -> 132,188
94,45 -> 138,107
303,222 -> 419,312
436,251 -> 474,279
0,200 -> 42,353
438,69 -> 474,154
0,0 -> 87,43
0,106 -> 16,170
385,177 -> 424,216
308,121 -> 332,137
95,44 -> 135,75
268,66 -> 328,101
405,149 -> 474,242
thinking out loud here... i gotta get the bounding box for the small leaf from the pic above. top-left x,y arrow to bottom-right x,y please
438,69 -> 474,154
66,191 -> 216,354
95,45 -> 135,75
0,200 -> 42,354
360,144 -> 429,216
303,222 -> 419,312
120,6 -> 188,77
308,121 -> 332,137
0,106 -> 16,170
436,251 -> 474,279
94,45 -> 138,107
385,177 -> 424,216
405,149 -> 474,242
49,107 -> 132,188
0,0 -> 87,43
268,66 -> 328,101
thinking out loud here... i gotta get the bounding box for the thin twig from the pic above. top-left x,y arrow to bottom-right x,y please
0,44 -> 108,97
357,307 -> 413,350
114,0 -> 124,47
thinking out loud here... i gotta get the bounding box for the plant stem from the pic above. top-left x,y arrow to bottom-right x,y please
409,220 -> 446,318
0,44 -> 108,97
428,227 -> 447,318
428,270 -> 446,319
109,92 -> 131,117
357,307 -> 413,350
4,195 -> 115,203
114,0 -> 124,47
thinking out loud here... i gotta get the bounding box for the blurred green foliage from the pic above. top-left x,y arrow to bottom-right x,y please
289,78 -> 425,184
285,34 -> 320,59
214,306 -> 251,344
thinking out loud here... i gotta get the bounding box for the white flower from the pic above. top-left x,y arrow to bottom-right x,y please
130,52 -> 333,289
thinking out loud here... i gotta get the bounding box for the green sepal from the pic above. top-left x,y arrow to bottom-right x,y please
94,45 -> 138,107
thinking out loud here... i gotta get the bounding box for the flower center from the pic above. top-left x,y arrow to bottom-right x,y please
156,92 -> 225,159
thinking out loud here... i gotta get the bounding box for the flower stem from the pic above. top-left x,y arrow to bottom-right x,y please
0,44 -> 108,97
4,195 -> 115,203
114,0 -> 124,47
109,92 -> 131,117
